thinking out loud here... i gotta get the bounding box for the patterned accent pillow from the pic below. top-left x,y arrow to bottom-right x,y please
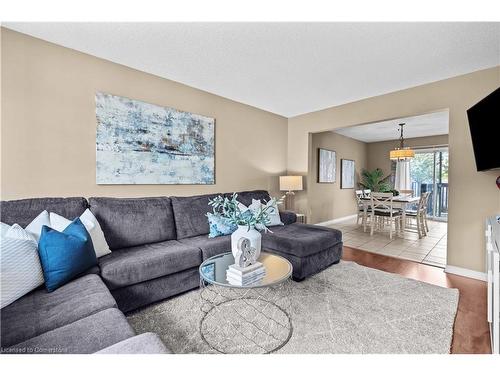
207,212 -> 237,238
249,199 -> 284,227
1,224 -> 44,309
1,222 -> 11,237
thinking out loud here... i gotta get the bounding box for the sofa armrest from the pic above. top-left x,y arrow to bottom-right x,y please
279,210 -> 297,225
96,332 -> 171,354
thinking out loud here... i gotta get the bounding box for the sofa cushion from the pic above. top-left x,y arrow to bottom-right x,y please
0,197 -> 88,228
8,308 -> 135,354
110,267 -> 200,313
171,193 -> 222,239
98,240 -> 202,290
88,197 -> 176,249
229,190 -> 271,206
279,210 -> 297,225
262,223 -> 342,257
0,274 -> 116,348
96,333 -> 171,354
179,234 -> 231,260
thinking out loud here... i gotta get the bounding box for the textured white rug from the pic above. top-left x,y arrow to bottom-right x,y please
127,261 -> 459,354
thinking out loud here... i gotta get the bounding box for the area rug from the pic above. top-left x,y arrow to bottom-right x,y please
127,261 -> 459,354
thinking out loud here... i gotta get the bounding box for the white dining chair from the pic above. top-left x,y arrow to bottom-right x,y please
406,191 -> 431,238
355,190 -> 368,225
369,192 -> 403,240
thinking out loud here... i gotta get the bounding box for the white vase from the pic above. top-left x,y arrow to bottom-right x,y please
231,225 -> 262,260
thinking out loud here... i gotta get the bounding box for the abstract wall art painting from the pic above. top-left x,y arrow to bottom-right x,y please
318,148 -> 336,183
95,92 -> 215,184
341,159 -> 355,189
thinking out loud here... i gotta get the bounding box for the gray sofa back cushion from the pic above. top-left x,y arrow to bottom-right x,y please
229,190 -> 271,206
0,197 -> 88,227
171,193 -> 222,239
171,190 -> 272,240
88,197 -> 176,250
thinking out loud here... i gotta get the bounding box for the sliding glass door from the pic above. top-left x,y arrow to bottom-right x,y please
410,148 -> 448,221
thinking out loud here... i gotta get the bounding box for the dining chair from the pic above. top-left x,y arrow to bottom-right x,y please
406,191 -> 430,238
355,190 -> 368,225
369,192 -> 402,239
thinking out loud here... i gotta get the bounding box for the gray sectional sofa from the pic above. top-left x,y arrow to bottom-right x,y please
0,190 -> 342,354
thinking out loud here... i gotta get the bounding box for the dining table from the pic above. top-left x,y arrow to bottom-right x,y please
360,194 -> 421,234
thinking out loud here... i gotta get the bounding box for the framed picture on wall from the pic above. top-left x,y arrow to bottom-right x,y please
341,159 -> 355,189
318,148 -> 336,183
95,92 -> 215,185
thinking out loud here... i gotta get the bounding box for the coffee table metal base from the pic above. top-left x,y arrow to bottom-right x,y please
199,280 -> 293,354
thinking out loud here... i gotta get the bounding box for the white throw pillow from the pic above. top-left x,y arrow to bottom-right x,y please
1,224 -> 45,309
49,212 -> 94,232
79,209 -> 111,257
24,210 -> 51,242
249,199 -> 284,227
49,209 -> 111,258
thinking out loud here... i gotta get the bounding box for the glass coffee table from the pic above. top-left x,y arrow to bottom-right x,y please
199,251 -> 293,354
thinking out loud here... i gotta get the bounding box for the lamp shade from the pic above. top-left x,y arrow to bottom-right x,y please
279,176 -> 303,191
389,148 -> 415,161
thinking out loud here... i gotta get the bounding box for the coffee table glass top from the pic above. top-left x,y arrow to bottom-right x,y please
199,251 -> 292,288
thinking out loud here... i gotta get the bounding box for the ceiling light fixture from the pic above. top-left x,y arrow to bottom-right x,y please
389,123 -> 415,161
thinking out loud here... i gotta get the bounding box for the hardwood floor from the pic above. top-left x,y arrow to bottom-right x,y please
342,246 -> 491,354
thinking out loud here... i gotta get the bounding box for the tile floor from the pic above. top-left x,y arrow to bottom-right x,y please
328,216 -> 448,268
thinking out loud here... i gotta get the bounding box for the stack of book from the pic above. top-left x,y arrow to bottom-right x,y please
226,262 -> 266,286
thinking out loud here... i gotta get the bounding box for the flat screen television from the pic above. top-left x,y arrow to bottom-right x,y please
467,87 -> 500,171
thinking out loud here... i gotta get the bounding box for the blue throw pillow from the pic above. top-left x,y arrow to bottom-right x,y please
207,212 -> 237,238
38,218 -> 97,292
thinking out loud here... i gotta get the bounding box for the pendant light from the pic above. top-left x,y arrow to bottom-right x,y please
389,123 -> 415,161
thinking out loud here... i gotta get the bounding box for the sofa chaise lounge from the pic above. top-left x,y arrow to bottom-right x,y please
0,190 -> 342,354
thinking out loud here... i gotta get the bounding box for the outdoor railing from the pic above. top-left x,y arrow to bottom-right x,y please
410,182 -> 448,217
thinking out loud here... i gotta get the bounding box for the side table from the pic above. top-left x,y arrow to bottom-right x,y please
295,213 -> 306,224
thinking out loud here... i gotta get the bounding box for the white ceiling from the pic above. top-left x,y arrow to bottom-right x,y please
333,110 -> 449,143
4,23 -> 500,117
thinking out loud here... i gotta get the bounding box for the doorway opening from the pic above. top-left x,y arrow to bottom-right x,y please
310,110 -> 450,268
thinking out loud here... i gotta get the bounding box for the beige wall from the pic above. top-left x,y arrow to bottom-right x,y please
0,28 -> 288,200
289,66 -> 500,273
367,134 -> 449,178
308,131 -> 367,224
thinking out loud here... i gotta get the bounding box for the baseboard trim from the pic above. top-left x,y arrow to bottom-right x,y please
445,265 -> 487,282
316,214 -> 358,227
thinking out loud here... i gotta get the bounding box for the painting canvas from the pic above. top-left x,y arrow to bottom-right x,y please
96,92 -> 215,184
341,159 -> 355,189
318,148 -> 336,183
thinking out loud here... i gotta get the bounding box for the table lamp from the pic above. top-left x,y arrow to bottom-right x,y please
279,175 -> 303,211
